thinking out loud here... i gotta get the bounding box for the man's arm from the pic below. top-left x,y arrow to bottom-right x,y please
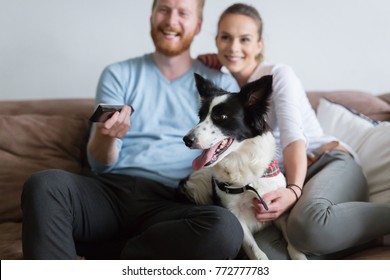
87,62 -> 133,171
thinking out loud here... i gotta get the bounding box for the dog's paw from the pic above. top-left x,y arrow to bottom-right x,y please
287,245 -> 307,260
249,248 -> 269,260
244,245 -> 269,260
254,252 -> 269,260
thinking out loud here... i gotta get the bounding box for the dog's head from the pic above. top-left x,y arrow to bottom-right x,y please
184,73 -> 273,170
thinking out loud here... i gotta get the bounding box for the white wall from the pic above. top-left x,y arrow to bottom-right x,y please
1,0 -> 390,100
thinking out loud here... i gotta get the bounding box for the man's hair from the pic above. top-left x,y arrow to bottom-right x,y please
152,0 -> 205,20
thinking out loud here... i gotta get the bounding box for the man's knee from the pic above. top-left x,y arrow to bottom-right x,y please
194,206 -> 243,259
22,169 -> 75,207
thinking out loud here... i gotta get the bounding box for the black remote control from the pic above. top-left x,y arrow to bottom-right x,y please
89,105 -> 125,122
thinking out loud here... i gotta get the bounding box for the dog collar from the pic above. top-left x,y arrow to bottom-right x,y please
262,159 -> 280,178
212,177 -> 269,211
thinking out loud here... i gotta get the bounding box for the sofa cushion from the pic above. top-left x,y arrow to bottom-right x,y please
316,98 -> 390,203
0,223 -> 23,260
0,98 -> 94,118
0,114 -> 90,223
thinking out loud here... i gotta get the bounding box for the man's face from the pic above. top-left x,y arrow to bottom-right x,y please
150,0 -> 201,56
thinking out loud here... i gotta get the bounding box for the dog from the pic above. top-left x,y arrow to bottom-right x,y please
181,73 -> 306,260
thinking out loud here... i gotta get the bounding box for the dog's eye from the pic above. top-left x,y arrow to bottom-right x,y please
214,114 -> 228,121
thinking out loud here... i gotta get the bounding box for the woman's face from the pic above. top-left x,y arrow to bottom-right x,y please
216,14 -> 263,79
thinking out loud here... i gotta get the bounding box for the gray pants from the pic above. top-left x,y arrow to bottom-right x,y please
254,150 -> 390,259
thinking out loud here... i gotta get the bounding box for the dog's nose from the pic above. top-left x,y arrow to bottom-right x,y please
183,135 -> 194,147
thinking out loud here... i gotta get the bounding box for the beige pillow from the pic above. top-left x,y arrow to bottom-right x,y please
316,99 -> 390,203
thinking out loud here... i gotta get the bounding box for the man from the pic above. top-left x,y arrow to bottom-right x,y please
21,0 -> 243,259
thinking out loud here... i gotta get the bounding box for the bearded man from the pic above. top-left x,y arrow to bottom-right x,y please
21,0 -> 242,260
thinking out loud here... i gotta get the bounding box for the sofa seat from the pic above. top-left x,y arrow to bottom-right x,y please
0,92 -> 389,260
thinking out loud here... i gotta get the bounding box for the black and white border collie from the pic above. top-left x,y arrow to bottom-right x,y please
181,73 -> 306,260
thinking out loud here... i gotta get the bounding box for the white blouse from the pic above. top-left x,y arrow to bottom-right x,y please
248,62 -> 342,166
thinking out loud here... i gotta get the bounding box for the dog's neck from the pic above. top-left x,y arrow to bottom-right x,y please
212,132 -> 277,186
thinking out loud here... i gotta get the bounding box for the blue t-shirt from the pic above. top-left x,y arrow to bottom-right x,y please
88,53 -> 239,187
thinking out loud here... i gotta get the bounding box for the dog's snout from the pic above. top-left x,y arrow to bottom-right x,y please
183,135 -> 194,147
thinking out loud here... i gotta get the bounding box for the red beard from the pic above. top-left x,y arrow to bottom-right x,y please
151,24 -> 195,56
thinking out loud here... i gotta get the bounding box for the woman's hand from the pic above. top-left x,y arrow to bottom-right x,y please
197,53 -> 223,70
253,187 -> 298,222
253,140 -> 306,221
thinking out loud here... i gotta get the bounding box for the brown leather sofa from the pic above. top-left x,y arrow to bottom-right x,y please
0,92 -> 389,260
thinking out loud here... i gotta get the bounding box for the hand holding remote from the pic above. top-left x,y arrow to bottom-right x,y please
89,104 -> 134,122
90,104 -> 134,139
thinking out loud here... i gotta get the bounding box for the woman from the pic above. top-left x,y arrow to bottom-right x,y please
199,3 -> 390,259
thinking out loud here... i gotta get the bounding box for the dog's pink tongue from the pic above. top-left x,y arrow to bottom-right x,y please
192,144 -> 219,171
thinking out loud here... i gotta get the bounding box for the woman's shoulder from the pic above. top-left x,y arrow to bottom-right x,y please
263,63 -> 302,87
267,63 -> 296,77
250,62 -> 297,82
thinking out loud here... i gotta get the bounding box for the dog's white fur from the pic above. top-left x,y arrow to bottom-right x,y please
183,99 -> 306,260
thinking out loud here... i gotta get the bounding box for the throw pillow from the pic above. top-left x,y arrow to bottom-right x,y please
316,98 -> 390,203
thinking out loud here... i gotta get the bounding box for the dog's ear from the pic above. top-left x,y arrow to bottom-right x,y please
194,73 -> 226,100
241,75 -> 273,108
241,75 -> 273,134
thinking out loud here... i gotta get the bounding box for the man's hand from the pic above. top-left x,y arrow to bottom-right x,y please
96,105 -> 133,139
253,187 -> 298,222
87,105 -> 133,165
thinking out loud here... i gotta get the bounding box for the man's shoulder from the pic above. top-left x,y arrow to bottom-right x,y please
105,54 -> 152,72
192,60 -> 239,91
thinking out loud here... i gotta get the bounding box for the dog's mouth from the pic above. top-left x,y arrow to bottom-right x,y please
192,138 -> 234,171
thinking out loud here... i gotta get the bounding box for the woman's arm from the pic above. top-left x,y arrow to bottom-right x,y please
254,65 -> 309,221
283,139 -> 307,199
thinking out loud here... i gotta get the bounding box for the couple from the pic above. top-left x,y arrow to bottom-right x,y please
21,0 -> 390,260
